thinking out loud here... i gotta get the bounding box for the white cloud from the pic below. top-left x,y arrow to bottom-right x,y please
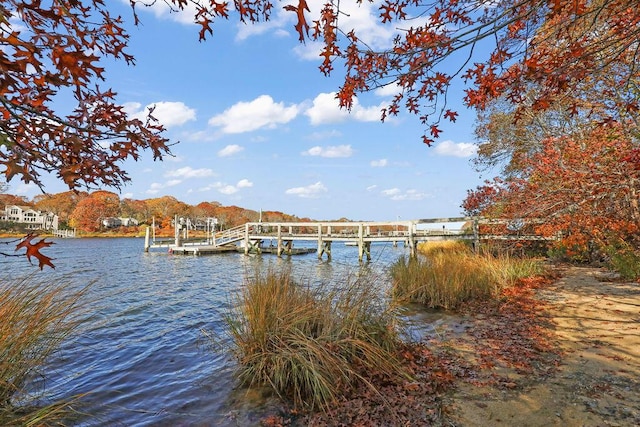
433,140 -> 478,158
198,179 -> 253,195
366,185 -> 378,191
145,179 -> 183,195
305,92 -> 382,125
165,166 -> 215,179
218,144 -> 245,157
302,145 -> 354,158
382,188 -> 401,197
208,95 -> 299,134
292,41 -> 325,61
235,10 -> 291,41
218,185 -> 239,195
370,159 -> 388,167
285,181 -> 328,198
374,82 -> 403,97
381,187 -> 430,201
124,101 -> 196,128
237,179 -> 253,188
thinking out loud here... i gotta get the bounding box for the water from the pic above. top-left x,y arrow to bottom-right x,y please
1,237 -> 411,426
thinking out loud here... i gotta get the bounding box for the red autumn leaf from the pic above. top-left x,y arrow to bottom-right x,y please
283,0 -> 310,42
15,233 -> 56,270
444,109 -> 458,122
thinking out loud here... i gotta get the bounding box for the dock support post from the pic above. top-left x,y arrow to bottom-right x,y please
317,224 -> 323,259
144,227 -> 150,252
284,240 -> 293,255
319,241 -> 332,261
358,223 -> 364,262
364,242 -> 371,261
408,222 -> 417,258
277,225 -> 283,257
244,223 -> 250,255
174,215 -> 182,247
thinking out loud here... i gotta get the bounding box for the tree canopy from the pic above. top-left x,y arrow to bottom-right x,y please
2,1 -> 639,191
1,1 -> 170,192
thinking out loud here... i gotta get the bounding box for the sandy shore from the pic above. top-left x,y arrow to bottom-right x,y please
446,266 -> 640,426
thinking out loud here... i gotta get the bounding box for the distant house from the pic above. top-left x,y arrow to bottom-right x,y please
102,217 -> 121,228
119,217 -> 139,227
102,217 -> 139,228
1,205 -> 59,230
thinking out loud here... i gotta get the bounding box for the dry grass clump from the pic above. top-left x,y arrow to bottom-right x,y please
390,241 -> 543,309
220,269 -> 407,411
0,275 -> 87,426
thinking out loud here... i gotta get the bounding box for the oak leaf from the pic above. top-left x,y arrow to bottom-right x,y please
15,233 -> 56,270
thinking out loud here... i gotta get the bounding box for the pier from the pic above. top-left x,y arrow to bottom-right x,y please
145,217 -> 474,261
144,216 -> 556,261
52,228 -> 76,238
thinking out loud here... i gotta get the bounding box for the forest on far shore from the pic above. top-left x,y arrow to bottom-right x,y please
0,190 -> 321,234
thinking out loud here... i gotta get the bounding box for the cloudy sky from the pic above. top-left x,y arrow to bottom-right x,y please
12,1 -> 488,221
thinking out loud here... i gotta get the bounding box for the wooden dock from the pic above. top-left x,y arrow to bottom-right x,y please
144,216 -> 556,261
144,217 -> 474,261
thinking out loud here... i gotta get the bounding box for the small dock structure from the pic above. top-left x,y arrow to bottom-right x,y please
144,216 -> 557,261
144,217 -> 479,261
52,228 -> 76,238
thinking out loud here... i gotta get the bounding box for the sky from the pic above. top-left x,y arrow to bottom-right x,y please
11,1 -> 490,222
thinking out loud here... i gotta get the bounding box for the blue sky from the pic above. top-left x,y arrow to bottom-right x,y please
12,1 -> 487,221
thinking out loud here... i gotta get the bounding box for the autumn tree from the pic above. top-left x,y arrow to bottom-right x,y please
0,192 -> 29,208
145,196 -> 192,228
465,123 -> 640,259
192,201 -> 222,219
0,1 -> 172,192
120,198 -> 151,223
69,190 -> 120,232
33,191 -> 87,227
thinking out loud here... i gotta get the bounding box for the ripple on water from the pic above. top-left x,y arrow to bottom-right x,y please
5,237 -> 411,426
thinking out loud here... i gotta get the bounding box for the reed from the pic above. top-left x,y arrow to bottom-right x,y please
0,275 -> 87,426
390,241 -> 543,309
221,269 -> 406,411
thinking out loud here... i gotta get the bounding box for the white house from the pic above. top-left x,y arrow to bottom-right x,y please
102,217 -> 139,228
1,205 -> 59,230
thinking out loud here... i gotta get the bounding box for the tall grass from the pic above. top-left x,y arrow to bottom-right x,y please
219,269 -> 407,411
1,275 -> 87,426
390,241 -> 543,309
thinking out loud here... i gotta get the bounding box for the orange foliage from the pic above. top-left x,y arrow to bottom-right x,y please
465,123 -> 640,257
1,1 -> 170,191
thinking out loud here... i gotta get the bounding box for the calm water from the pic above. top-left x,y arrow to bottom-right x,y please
2,237 -> 412,426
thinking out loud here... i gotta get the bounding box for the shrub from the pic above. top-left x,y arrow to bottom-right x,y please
0,275 -> 87,426
390,241 -> 543,309
605,240 -> 640,280
219,269 -> 407,411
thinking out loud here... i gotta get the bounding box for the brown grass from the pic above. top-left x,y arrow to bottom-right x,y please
0,275 -> 88,426
390,241 -> 544,309
216,268 -> 408,411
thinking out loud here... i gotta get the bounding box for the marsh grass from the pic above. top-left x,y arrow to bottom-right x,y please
1,275 -> 88,426
219,269 -> 407,411
390,241 -> 543,309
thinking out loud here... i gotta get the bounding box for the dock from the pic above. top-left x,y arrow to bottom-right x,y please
144,216 -> 556,261
144,217 -> 475,261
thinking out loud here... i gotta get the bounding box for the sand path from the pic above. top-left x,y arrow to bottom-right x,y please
447,266 -> 640,426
